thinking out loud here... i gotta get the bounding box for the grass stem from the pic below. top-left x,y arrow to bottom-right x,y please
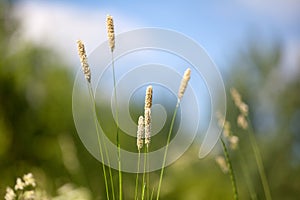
246,117 -> 272,200
87,83 -> 110,200
135,150 -> 141,200
220,138 -> 238,200
111,52 -> 123,200
156,100 -> 180,200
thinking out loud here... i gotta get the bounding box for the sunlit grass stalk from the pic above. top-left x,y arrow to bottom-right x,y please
237,150 -> 257,200
87,84 -> 110,200
136,115 -> 144,200
111,52 -> 122,200
150,187 -> 155,200
156,100 -> 179,200
147,145 -> 150,200
143,86 -> 152,200
107,14 -> 122,199
220,138 -> 238,200
135,150 -> 141,200
142,147 -> 147,200
156,68 -> 191,200
77,40 -> 113,199
246,117 -> 272,200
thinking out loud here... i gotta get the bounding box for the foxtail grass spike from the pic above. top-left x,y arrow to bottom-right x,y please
144,85 -> 153,146
106,15 -> 115,52
77,40 -> 91,82
145,85 -> 153,109
178,68 -> 191,100
144,109 -> 151,146
137,116 -> 144,150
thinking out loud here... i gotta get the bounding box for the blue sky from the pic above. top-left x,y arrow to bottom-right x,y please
16,0 -> 300,73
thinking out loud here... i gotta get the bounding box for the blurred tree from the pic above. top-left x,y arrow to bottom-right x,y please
224,37 -> 300,199
0,1 -> 105,198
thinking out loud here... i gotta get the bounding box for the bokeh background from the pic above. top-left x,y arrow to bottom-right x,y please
0,0 -> 300,199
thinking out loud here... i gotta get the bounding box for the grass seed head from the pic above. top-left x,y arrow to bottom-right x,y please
106,15 -> 115,52
144,108 -> 151,146
76,40 -> 91,82
145,85 -> 153,110
178,68 -> 191,100
137,116 -> 144,150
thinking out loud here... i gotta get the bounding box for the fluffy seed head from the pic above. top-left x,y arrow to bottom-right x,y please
137,116 -> 144,150
239,102 -> 249,116
216,112 -> 231,138
145,85 -> 153,109
237,114 -> 248,130
178,68 -> 191,100
144,108 -> 151,146
77,40 -> 91,82
106,15 -> 115,52
229,135 -> 239,150
230,87 -> 250,117
215,156 -> 229,173
230,88 -> 242,106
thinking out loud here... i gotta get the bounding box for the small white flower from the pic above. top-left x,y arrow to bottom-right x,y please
15,178 -> 25,190
5,187 -> 16,200
23,190 -> 35,200
23,173 -> 36,187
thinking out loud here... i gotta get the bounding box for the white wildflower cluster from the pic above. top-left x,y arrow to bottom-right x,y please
52,183 -> 92,200
4,173 -> 36,200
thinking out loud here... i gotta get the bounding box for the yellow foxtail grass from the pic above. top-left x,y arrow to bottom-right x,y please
77,40 -> 91,82
156,68 -> 191,200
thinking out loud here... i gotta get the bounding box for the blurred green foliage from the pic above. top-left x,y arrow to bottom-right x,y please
1,1 -> 300,199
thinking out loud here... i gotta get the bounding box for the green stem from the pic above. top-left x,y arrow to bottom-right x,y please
220,138 -> 238,200
87,83 -> 110,200
246,117 -> 272,200
150,187 -> 155,200
156,99 -> 180,200
237,150 -> 257,200
142,147 -> 147,200
111,52 -> 122,200
147,145 -> 150,200
135,150 -> 141,200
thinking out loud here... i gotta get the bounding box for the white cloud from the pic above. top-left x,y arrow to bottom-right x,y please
13,1 -> 142,66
